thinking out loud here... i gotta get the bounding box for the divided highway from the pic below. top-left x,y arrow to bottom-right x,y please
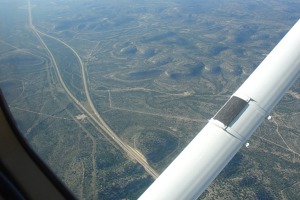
27,0 -> 158,179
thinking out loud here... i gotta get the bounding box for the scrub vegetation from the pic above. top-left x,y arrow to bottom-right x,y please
0,0 -> 299,199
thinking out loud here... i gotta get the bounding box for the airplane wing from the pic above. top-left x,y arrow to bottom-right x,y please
139,19 -> 300,200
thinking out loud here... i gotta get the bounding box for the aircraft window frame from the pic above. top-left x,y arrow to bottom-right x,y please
0,90 -> 76,200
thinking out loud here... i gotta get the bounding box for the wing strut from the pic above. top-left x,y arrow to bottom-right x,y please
139,19 -> 300,200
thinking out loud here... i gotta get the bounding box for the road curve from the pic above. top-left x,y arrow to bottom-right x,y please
27,0 -> 158,179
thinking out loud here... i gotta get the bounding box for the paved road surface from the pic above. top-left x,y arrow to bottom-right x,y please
27,0 -> 158,179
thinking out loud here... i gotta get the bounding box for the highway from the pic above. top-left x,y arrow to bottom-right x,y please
27,0 -> 158,179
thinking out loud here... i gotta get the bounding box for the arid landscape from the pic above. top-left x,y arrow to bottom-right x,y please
0,0 -> 299,199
